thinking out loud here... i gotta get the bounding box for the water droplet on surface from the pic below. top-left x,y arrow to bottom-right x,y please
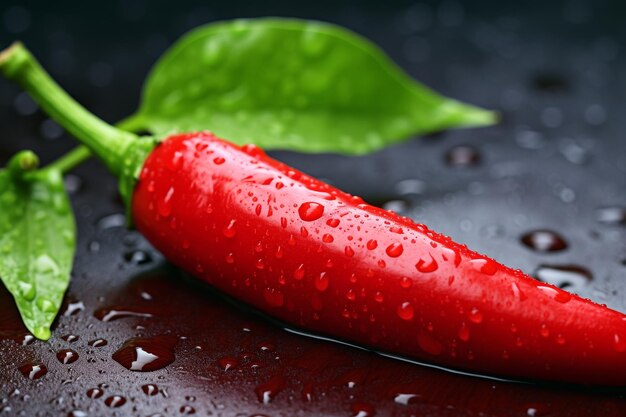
88,338 -> 108,347
322,233 -> 334,243
14,333 -> 35,346
97,213 -> 126,230
222,219 -> 237,238
383,199 -> 409,213
36,297 -> 56,313
94,307 -> 153,322
255,258 -> 265,270
326,218 -> 340,228
123,249 -> 153,265
86,388 -> 104,398
56,349 -> 79,364
415,254 -> 438,273
351,403 -> 375,417
63,174 -> 82,195
389,226 -> 404,234
534,264 -> 592,290
180,405 -> 196,415
218,356 -> 238,370
213,156 -> 225,165
559,139 -> 590,165
61,334 -> 79,343
470,258 -> 498,275
596,206 -> 626,225
445,145 -> 480,167
141,384 -> 159,396
298,202 -> 324,221
525,403 -> 550,416
366,239 -> 378,250
395,178 -> 425,195
386,242 -> 404,258
104,395 -> 126,408
344,246 -> 355,257
293,264 -> 305,280
301,27 -> 329,57
314,272 -> 330,292
195,141 -> 208,152
88,240 -> 101,252
112,335 -> 177,372
613,334 -> 626,353
469,307 -> 483,323
397,302 -> 414,320
63,301 -> 85,316
394,393 -> 420,406
521,230 -> 568,252
399,276 -> 412,289
18,362 -> 47,379
511,282 -> 528,301
157,187 -> 174,217
16,280 -> 35,301
536,284 -> 572,303
255,375 -> 286,404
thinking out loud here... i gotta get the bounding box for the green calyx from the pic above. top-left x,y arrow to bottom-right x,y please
0,42 -> 155,215
118,136 -> 158,216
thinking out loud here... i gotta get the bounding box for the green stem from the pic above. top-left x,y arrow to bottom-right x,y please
43,119 -> 149,174
0,42 -> 137,177
46,146 -> 92,174
116,114 -> 147,133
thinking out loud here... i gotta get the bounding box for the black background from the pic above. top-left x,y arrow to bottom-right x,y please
0,1 -> 625,416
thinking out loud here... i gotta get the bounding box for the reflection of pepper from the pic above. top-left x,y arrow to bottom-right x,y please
4,44 -> 626,386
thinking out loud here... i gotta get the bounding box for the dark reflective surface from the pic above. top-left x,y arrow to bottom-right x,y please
1,0 -> 625,416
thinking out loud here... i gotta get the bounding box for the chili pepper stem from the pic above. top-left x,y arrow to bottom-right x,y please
46,146 -> 92,174
0,42 -> 137,177
116,113 -> 148,133
39,115 -> 152,175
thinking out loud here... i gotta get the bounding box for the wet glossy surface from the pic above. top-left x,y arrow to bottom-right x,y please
1,0 -> 626,415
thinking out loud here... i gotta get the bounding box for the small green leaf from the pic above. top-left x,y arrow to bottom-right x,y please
0,159 -> 75,340
124,18 -> 496,154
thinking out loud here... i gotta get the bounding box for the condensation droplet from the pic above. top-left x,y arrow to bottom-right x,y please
397,302 -> 414,320
298,202 -> 324,221
386,242 -> 404,258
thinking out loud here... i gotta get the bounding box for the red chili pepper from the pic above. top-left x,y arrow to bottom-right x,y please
3,43 -> 626,386
131,132 -> 626,386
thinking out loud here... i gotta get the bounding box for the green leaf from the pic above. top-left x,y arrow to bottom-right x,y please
124,18 -> 496,154
0,158 -> 75,340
